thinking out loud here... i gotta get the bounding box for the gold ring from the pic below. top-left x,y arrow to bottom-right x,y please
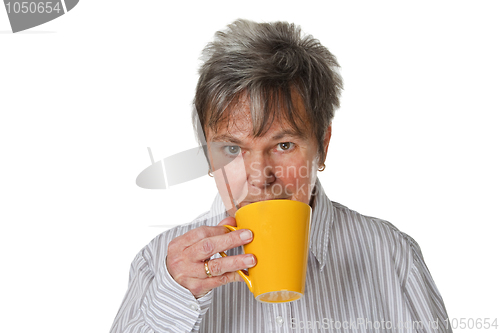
204,259 -> 212,278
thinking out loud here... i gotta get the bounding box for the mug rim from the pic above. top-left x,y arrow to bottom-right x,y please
235,199 -> 311,218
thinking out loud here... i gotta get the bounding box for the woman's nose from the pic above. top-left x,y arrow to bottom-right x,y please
246,157 -> 276,188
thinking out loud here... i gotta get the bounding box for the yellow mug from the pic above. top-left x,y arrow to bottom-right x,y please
220,199 -> 312,303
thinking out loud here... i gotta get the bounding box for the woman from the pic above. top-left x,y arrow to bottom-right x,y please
111,20 -> 451,333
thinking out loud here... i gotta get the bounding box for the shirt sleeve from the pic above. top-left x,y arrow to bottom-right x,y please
403,236 -> 452,333
110,233 -> 213,333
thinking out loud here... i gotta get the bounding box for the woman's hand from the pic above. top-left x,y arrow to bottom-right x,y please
166,216 -> 256,298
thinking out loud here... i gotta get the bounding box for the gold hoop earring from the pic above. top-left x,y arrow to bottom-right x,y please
318,164 -> 326,172
208,170 -> 213,177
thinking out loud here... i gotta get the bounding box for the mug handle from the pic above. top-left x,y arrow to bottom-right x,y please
220,225 -> 253,293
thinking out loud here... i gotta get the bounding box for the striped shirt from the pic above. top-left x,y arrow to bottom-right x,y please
110,180 -> 451,333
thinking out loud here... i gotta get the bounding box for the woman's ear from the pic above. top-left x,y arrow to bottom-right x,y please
322,124 -> 332,162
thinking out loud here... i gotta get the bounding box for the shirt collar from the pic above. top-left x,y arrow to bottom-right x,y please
209,178 -> 333,270
308,179 -> 334,271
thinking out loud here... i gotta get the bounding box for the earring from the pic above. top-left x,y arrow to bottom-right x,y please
208,170 -> 213,177
318,164 -> 326,172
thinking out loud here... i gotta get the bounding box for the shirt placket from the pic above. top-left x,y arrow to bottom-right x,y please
262,302 -> 292,333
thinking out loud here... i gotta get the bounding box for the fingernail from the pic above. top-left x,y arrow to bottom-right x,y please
240,230 -> 253,242
243,255 -> 255,267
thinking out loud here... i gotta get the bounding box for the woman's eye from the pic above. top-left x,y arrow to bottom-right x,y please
277,142 -> 294,151
224,145 -> 241,156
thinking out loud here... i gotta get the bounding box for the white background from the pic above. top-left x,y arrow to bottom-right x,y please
1,1 -> 499,332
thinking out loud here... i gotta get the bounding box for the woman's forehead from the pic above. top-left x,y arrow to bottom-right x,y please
207,93 -> 311,141
208,111 -> 308,143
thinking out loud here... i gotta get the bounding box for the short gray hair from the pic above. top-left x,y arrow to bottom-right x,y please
192,19 -> 343,164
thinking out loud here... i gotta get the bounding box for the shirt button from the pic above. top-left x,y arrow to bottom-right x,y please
276,316 -> 284,326
189,302 -> 200,311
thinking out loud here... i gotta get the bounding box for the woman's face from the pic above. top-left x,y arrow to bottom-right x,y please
206,95 -> 331,217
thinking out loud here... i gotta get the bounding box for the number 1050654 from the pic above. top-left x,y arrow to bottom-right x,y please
5,2 -> 62,14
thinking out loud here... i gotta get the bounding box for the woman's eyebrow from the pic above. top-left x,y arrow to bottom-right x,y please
271,130 -> 306,141
210,134 -> 243,144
